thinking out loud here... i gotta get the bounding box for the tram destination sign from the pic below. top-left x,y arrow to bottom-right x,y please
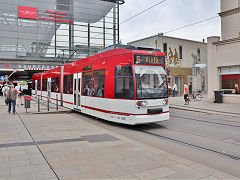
134,54 -> 165,65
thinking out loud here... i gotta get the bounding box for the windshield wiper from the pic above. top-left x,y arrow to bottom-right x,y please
140,87 -> 156,99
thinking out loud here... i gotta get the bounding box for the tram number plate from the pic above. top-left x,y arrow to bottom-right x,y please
134,54 -> 165,65
110,115 -> 126,121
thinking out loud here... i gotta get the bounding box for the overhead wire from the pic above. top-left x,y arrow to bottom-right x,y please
80,0 -> 219,48
120,0 -> 168,24
81,0 -> 168,44
164,15 -> 219,34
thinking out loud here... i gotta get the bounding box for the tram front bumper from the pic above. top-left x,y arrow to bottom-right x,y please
129,112 -> 169,125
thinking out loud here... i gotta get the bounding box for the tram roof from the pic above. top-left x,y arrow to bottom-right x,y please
34,46 -> 165,77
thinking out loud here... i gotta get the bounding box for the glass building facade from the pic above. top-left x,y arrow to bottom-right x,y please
0,0 -> 122,63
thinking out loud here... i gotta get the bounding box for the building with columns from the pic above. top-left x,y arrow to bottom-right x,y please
207,0 -> 240,103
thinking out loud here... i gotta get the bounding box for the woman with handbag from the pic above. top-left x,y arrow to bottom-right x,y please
183,84 -> 189,105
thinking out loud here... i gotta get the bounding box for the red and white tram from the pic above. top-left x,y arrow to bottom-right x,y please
32,46 -> 169,125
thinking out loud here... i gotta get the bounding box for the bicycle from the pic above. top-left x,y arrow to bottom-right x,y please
190,90 -> 202,101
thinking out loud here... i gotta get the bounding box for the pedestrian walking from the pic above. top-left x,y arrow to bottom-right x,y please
6,84 -> 19,114
183,84 -> 189,105
15,83 -> 24,106
235,84 -> 239,94
2,84 -> 9,105
173,83 -> 178,97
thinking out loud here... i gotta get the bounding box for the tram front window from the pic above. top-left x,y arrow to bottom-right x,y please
135,66 -> 168,99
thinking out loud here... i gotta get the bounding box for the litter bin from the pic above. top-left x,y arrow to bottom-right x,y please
214,91 -> 223,103
24,96 -> 31,112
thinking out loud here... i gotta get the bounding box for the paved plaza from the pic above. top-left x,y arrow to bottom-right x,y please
0,96 -> 238,179
169,94 -> 240,117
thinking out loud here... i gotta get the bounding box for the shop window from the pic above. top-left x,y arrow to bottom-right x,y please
92,70 -> 105,97
114,66 -> 134,99
222,79 -> 237,89
42,79 -> 47,91
82,71 -> 92,96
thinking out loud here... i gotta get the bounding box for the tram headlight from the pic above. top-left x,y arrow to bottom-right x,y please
136,101 -> 148,107
163,99 -> 168,105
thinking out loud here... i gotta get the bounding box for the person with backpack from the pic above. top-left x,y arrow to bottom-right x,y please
15,83 -> 24,106
6,84 -> 19,114
2,84 -> 9,105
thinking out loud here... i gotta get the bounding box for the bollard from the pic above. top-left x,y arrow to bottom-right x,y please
47,95 -> 50,111
38,95 -> 40,112
25,97 -> 27,113
56,95 -> 58,111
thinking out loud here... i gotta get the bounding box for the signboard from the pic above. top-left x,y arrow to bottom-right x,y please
134,54 -> 165,65
0,63 -> 59,70
0,76 -> 5,81
195,64 -> 207,68
18,6 -> 37,20
18,6 -> 73,24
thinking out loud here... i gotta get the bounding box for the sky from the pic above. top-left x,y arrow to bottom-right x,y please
119,0 -> 221,44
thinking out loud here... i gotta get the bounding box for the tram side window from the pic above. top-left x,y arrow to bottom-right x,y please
64,76 -> 68,93
93,70 -> 105,97
68,75 -> 73,94
32,79 -> 35,90
64,75 -> 73,94
82,71 -> 92,96
55,77 -> 59,93
51,78 -> 55,92
42,79 -> 47,91
37,80 -> 40,90
114,66 -> 134,99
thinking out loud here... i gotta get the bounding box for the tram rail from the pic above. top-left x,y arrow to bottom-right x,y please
136,125 -> 240,161
171,115 -> 240,128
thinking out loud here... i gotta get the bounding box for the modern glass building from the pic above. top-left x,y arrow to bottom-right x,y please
0,0 -> 123,64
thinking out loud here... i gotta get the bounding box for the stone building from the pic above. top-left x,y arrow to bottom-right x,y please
208,0 -> 240,103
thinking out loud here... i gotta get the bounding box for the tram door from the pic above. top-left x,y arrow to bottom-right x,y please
47,78 -> 51,99
74,73 -> 81,109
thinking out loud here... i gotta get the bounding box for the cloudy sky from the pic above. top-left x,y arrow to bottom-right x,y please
119,0 -> 221,44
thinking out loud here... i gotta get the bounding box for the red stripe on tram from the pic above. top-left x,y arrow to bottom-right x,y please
81,105 -> 169,116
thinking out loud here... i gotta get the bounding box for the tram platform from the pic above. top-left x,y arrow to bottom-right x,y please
169,94 -> 240,117
0,96 -> 237,179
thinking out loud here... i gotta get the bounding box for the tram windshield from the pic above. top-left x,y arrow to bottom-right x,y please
135,66 -> 168,99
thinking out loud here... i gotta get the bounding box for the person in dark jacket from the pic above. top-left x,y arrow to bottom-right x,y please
6,84 -> 19,114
